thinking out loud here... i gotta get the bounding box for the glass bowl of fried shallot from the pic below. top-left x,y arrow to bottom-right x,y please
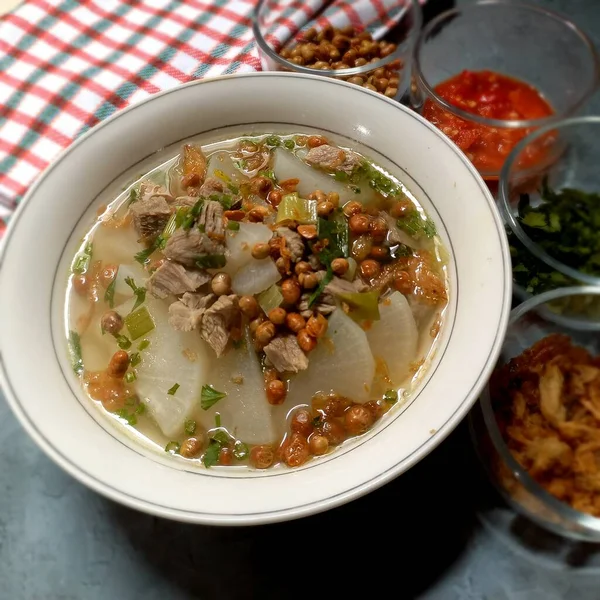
470,286 -> 600,542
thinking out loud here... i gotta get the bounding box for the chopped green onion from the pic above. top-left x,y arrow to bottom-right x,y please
265,135 -> 281,147
128,188 -> 138,205
167,383 -> 180,396
135,403 -> 146,415
72,242 -> 93,274
384,389 -> 399,404
227,221 -> 240,231
113,333 -> 132,350
125,371 -> 137,384
257,284 -> 283,315
104,272 -> 117,308
124,276 -> 146,312
276,192 -> 317,224
184,419 -> 197,435
175,207 -> 190,229
284,139 -> 295,150
201,385 -> 227,410
129,352 -> 141,367
334,171 -> 348,182
138,339 -> 150,351
397,211 -> 436,239
165,441 -> 181,454
215,413 -> 222,428
318,213 -> 348,258
195,254 -> 227,269
202,439 -> 221,467
228,183 -> 239,194
125,306 -> 155,340
116,408 -> 137,426
233,441 -> 249,460
182,198 -> 204,230
68,330 -> 84,375
337,290 -> 381,321
209,193 -> 233,210
258,168 -> 277,182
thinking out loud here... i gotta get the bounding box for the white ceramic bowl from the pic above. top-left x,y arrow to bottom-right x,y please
0,73 -> 511,525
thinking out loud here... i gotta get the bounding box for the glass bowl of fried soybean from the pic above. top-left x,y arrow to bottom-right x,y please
252,0 -> 422,101
500,116 -> 600,320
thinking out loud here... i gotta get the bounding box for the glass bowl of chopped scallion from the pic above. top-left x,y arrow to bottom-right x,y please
500,116 -> 600,317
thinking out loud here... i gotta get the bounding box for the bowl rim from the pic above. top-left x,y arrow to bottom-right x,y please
499,115 -> 600,287
479,285 -> 600,536
0,71 -> 512,524
251,0 -> 422,78
413,0 -> 600,130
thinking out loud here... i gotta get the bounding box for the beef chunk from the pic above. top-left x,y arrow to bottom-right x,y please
168,293 -> 216,332
131,196 -> 172,241
147,260 -> 211,299
200,294 -> 240,357
305,145 -> 346,170
198,177 -> 224,198
163,229 -> 224,267
172,195 -> 200,209
298,292 -> 336,319
305,145 -> 362,174
276,227 -> 304,262
263,335 -> 309,373
380,212 -> 417,248
325,276 -> 368,296
139,181 -> 174,204
198,200 -> 224,238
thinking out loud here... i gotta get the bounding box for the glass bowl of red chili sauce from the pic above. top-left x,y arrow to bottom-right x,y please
470,286 -> 600,542
411,1 -> 599,181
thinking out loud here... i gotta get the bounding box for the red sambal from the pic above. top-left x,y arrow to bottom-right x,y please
423,70 -> 554,177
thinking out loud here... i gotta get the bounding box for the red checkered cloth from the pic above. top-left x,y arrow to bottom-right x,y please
0,0 -> 417,238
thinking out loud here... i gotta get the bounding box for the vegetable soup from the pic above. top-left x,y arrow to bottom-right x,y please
66,132 -> 449,469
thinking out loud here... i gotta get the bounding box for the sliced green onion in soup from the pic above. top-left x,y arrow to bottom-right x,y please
257,284 -> 283,315
165,441 -> 180,454
125,306 -> 155,340
336,290 -> 381,321
276,192 -> 317,224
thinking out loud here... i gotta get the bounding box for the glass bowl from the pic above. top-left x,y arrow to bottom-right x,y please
411,1 -> 600,181
252,0 -> 422,101
500,116 -> 600,301
470,286 -> 600,542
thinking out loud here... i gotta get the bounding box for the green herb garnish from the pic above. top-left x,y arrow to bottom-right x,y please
129,352 -> 141,367
138,339 -> 150,351
125,371 -> 137,384
516,181 -> 600,278
165,441 -> 181,454
202,439 -> 221,467
181,198 -> 204,230
265,135 -> 281,147
113,333 -> 132,350
201,385 -> 227,410
258,168 -> 277,182
215,413 -> 222,428
384,389 -> 398,404
116,408 -> 138,426
125,306 -> 155,340
195,254 -> 227,269
184,419 -> 197,435
124,277 -> 146,312
397,210 -> 436,239
284,139 -> 295,150
128,188 -> 138,205
167,383 -> 180,396
68,330 -> 84,375
227,221 -> 240,231
104,273 -> 117,308
72,242 -> 93,274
